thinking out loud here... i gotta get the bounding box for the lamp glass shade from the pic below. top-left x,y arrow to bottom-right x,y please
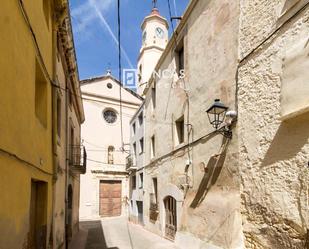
206,99 -> 228,129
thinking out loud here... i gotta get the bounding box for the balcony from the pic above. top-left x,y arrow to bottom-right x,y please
149,193 -> 159,222
126,155 -> 137,171
69,145 -> 87,174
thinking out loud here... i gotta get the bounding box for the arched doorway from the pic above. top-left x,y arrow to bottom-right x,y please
164,196 -> 177,240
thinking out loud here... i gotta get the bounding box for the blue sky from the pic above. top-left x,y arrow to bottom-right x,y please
69,0 -> 190,80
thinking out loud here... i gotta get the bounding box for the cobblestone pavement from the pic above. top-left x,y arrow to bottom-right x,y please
69,217 -> 178,249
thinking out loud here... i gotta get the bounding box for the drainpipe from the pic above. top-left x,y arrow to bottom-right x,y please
64,34 -> 70,249
51,5 -> 58,248
65,78 -> 69,249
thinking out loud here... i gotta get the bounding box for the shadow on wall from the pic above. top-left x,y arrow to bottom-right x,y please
261,113 -> 309,168
190,137 -> 230,208
75,221 -> 119,249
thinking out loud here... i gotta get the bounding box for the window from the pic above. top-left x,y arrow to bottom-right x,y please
57,96 -> 61,138
153,178 -> 158,203
175,115 -> 185,145
108,146 -> 115,164
138,64 -> 142,83
138,112 -> 143,126
133,142 -> 137,156
107,83 -> 113,89
56,32 -> 61,61
151,135 -> 155,159
68,184 -> 73,209
130,200 -> 133,210
139,173 -> 144,189
132,175 -> 136,190
139,138 -> 144,154
151,86 -> 156,111
68,88 -> 73,108
176,41 -> 184,76
132,122 -> 136,135
35,59 -> 47,127
103,109 -> 117,124
69,126 -> 74,164
43,0 -> 50,29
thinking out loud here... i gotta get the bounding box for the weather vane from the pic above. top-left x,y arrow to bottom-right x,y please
152,0 -> 157,8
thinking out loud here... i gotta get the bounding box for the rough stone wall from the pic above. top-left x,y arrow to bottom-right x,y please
238,3 -> 309,248
143,0 -> 243,248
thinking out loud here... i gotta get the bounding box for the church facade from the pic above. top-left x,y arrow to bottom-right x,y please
79,73 -> 142,219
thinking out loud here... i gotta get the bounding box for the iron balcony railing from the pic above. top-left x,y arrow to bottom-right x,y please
69,145 -> 87,174
149,193 -> 159,222
149,193 -> 158,211
126,155 -> 137,171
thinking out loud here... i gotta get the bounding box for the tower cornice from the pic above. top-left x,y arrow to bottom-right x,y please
137,45 -> 165,62
141,14 -> 169,30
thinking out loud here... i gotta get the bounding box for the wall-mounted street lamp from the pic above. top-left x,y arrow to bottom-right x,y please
206,99 -> 228,129
206,99 -> 237,138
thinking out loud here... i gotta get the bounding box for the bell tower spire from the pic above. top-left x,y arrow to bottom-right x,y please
136,2 -> 169,96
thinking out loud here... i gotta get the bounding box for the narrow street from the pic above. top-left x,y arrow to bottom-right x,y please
69,217 -> 178,249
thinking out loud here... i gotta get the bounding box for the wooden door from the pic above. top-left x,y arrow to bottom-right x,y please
164,196 -> 177,240
99,181 -> 122,217
29,180 -> 48,249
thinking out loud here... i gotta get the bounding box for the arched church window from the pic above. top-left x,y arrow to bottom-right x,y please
108,146 -> 115,164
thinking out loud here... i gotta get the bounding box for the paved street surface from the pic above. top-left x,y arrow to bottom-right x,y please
69,217 -> 178,249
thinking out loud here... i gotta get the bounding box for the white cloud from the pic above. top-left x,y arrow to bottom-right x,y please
71,0 -> 113,17
88,0 -> 134,68
71,0 -> 114,34
71,0 -> 134,69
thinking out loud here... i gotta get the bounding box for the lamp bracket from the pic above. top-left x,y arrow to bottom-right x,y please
217,126 -> 233,139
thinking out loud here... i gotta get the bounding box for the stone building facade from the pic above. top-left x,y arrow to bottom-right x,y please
238,0 -> 309,247
129,0 -> 309,248
128,102 -> 146,225
53,9 -> 86,248
127,6 -> 169,227
79,74 -> 142,220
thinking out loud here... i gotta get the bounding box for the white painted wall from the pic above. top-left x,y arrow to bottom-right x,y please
79,75 -> 141,220
128,103 -> 146,221
137,11 -> 169,96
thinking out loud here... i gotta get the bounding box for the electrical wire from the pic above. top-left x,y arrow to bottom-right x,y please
0,147 -> 53,176
18,0 -> 133,117
164,0 -> 180,120
18,0 -> 54,87
87,158 -> 126,165
167,0 -> 178,47
117,0 -> 125,150
17,0 -> 87,111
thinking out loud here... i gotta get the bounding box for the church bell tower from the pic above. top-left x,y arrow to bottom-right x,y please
137,2 -> 169,96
